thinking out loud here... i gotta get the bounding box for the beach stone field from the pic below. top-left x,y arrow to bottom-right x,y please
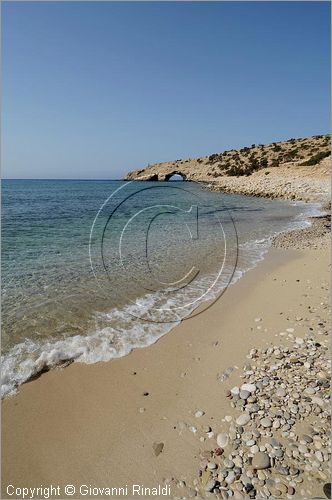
193,335 -> 331,499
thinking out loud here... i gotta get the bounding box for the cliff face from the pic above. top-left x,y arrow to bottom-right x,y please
125,134 -> 331,203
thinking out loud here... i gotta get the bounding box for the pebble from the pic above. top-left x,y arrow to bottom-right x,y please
276,388 -> 286,397
224,459 -> 235,469
152,442 -> 164,456
252,452 -> 270,470
241,383 -> 257,393
260,417 -> 272,428
226,471 -> 235,485
240,390 -> 250,400
195,410 -> 205,418
304,387 -> 315,395
236,414 -> 250,426
272,419 -> 281,429
204,479 -> 217,492
217,433 -> 229,448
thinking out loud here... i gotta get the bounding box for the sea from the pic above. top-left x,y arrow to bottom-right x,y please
1,179 -> 320,397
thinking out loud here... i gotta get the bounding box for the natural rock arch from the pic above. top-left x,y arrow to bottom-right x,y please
164,171 -> 187,181
146,173 -> 159,181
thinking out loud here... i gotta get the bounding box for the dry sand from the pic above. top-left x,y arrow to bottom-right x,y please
2,242 -> 330,499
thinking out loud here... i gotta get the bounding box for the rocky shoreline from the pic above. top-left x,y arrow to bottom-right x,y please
204,163 -> 330,204
272,213 -> 331,251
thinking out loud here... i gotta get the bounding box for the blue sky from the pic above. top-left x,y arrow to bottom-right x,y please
2,1 -> 330,179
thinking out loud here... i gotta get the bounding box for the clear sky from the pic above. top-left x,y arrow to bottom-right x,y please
2,1 -> 330,180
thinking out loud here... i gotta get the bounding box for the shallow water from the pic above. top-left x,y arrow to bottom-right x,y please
1,179 -> 319,397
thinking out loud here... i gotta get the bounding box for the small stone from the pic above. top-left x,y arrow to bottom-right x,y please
153,442 -> 164,456
195,410 -> 205,418
226,471 -> 235,485
276,388 -> 286,397
204,479 -> 217,492
217,433 -> 229,448
323,484 -> 331,498
260,417 -> 272,428
252,452 -> 270,470
241,383 -> 257,393
231,386 -> 240,396
236,414 -> 250,426
257,471 -> 266,481
224,459 -> 235,469
304,387 -> 315,395
276,466 -> 289,476
240,390 -> 250,400
287,486 -> 295,495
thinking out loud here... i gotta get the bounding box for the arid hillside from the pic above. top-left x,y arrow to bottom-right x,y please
125,134 -> 331,203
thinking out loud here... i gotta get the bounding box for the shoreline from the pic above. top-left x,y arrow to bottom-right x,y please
2,232 -> 330,498
1,191 -> 326,400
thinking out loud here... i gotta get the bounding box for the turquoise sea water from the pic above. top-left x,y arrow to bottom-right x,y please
1,179 -> 319,397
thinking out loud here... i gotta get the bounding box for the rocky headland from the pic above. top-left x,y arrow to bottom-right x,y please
125,134 -> 331,204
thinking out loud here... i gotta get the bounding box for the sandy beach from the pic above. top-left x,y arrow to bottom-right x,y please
2,222 -> 330,499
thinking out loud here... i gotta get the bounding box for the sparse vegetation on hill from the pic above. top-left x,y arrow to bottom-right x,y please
300,150 -> 330,166
203,134 -> 330,177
